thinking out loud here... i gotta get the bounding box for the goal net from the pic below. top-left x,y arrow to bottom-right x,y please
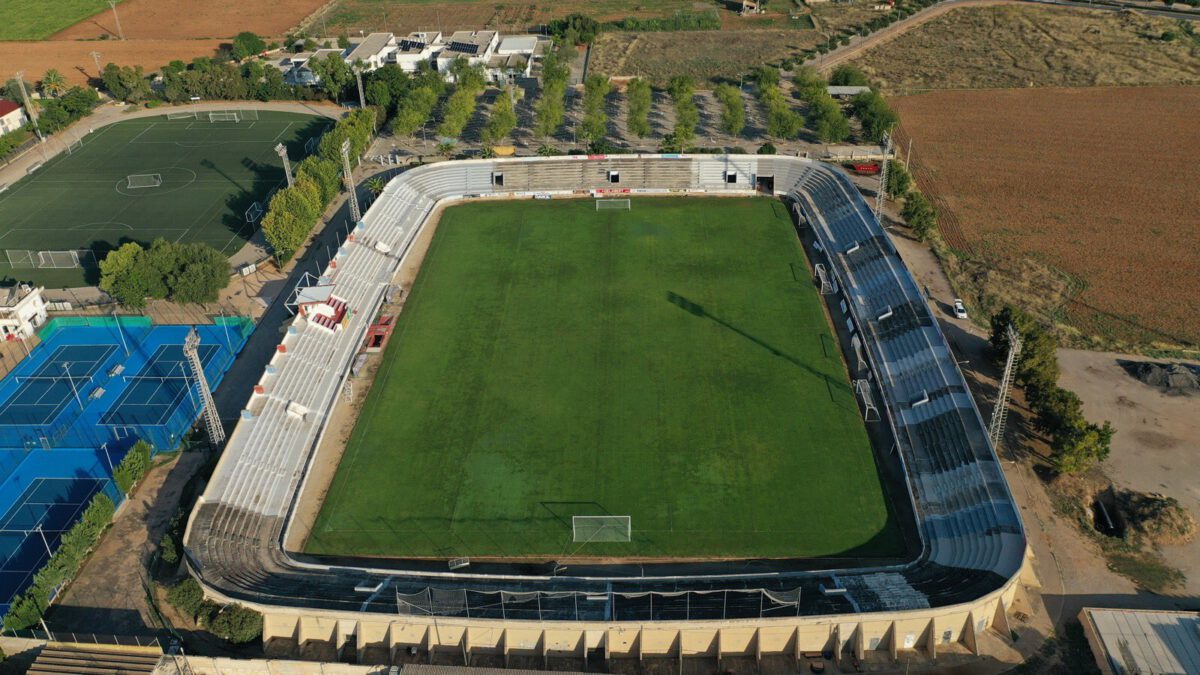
167,111 -> 196,120
6,249 -> 97,269
304,136 -> 319,155
596,199 -> 631,210
127,174 -> 162,189
64,138 -> 83,154
245,201 -> 264,224
572,515 -> 631,543
237,108 -> 260,121
208,111 -> 240,123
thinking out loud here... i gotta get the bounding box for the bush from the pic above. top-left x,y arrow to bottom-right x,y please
166,577 -> 206,619
886,159 -> 911,198
209,604 -> 264,644
900,191 -> 936,240
757,142 -> 777,155
159,532 -> 179,565
609,10 -> 720,32
113,440 -> 153,494
548,14 -> 601,45
231,32 -> 267,61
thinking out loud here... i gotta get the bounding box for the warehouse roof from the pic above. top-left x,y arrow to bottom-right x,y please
1081,608 -> 1200,675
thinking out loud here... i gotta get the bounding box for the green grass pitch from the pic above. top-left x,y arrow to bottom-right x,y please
306,196 -> 904,560
0,111 -> 329,287
0,0 -> 119,40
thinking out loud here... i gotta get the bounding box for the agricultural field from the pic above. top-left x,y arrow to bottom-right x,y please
591,30 -> 824,85
0,0 -> 124,41
0,40 -> 224,87
306,197 -> 902,560
892,86 -> 1200,347
47,0 -> 328,40
854,5 -> 1200,92
310,0 -> 818,37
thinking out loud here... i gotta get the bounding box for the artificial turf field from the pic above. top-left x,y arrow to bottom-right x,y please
306,197 -> 904,560
0,111 -> 329,287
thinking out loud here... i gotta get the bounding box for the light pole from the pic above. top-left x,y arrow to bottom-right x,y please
62,363 -> 83,410
107,0 -> 125,40
88,51 -> 103,78
275,142 -> 294,187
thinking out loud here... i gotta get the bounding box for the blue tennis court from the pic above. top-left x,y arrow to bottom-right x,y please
0,345 -> 116,427
0,477 -> 107,606
99,343 -> 219,427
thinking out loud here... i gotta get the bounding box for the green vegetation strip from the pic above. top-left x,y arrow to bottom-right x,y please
0,0 -> 121,40
308,197 -> 902,560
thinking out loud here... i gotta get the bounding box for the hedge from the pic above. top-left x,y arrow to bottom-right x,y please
113,440 -> 153,494
3,493 -> 116,630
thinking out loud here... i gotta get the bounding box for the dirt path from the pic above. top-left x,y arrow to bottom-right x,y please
45,452 -> 204,636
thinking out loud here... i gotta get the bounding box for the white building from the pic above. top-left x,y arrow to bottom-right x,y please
0,100 -> 28,135
0,285 -> 46,339
388,32 -> 444,72
486,35 -> 549,82
435,31 -> 500,75
343,32 -> 397,72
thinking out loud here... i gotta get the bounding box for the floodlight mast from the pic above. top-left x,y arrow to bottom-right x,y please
873,133 -> 892,227
341,139 -> 361,222
988,324 -> 1023,450
275,143 -> 294,187
13,72 -> 43,141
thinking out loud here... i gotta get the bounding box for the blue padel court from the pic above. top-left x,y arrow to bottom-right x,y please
0,316 -> 252,612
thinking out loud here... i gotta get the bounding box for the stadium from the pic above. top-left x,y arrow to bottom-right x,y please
183,155 -> 1029,666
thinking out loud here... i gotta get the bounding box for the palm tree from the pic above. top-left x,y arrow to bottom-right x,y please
41,69 -> 67,98
366,177 -> 385,202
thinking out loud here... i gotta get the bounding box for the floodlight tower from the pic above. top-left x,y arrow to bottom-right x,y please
275,143 -> 294,188
988,324 -> 1023,450
873,132 -> 892,227
341,138 -> 361,222
184,328 -> 225,447
13,72 -> 43,141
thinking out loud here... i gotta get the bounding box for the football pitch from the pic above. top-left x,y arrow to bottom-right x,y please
306,197 -> 904,560
0,110 -> 330,287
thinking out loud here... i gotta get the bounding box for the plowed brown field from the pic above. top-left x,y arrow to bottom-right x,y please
0,39 -> 223,86
50,0 -> 327,40
892,86 -> 1200,347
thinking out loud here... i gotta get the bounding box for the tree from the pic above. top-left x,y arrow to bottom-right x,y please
750,65 -> 780,90
885,159 -> 911,198
1052,419 -> 1114,474
1032,385 -> 1083,436
792,67 -> 826,101
900,191 -> 936,241
988,305 -> 1060,398
170,243 -> 230,304
40,69 -> 67,98
338,35 -> 352,49
807,95 -> 850,143
829,64 -> 869,86
757,142 -> 776,155
296,156 -> 341,204
580,74 -> 610,143
759,85 -> 803,139
100,243 -> 155,309
548,14 -> 601,45
851,90 -> 898,142
625,78 -> 652,138
713,83 -> 745,136
209,605 -> 264,644
310,53 -> 352,100
231,32 -> 267,61
101,63 -> 151,103
483,87 -> 518,143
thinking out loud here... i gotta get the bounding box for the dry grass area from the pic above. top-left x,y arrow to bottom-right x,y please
0,39 -> 224,86
50,0 -> 328,39
893,86 -> 1200,347
855,5 -> 1200,92
591,30 -> 824,84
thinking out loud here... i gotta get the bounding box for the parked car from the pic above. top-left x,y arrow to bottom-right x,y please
953,298 -> 968,320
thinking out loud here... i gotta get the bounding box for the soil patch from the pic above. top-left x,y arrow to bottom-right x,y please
0,39 -> 224,87
892,86 -> 1200,347
51,0 -> 328,40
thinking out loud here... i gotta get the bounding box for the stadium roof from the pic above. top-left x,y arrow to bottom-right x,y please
1080,607 -> 1200,675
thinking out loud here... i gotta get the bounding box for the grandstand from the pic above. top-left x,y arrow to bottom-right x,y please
184,156 -> 1028,661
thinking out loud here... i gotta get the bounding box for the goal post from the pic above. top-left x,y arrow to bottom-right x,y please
572,515 -> 631,543
167,110 -> 196,120
237,108 -> 260,121
596,198 -> 631,211
127,174 -> 162,189
208,111 -> 240,123
245,201 -> 264,224
6,249 -> 97,270
64,137 -> 83,154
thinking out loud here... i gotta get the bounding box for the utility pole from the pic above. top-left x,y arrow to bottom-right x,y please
275,142 -> 294,187
108,0 -> 125,40
988,324 -> 1023,450
13,72 -> 43,141
341,139 -> 361,222
88,51 -> 103,78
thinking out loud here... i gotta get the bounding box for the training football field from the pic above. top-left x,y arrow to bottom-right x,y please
307,197 -> 904,560
0,110 -> 329,287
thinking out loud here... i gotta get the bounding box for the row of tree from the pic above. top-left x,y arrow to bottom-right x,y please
625,78 -> 652,138
261,109 -> 375,262
713,83 -> 746,137
751,68 -> 803,140
664,76 -> 699,152
793,67 -> 851,144
99,239 -> 231,309
990,307 -> 1115,473
580,74 -> 611,143
534,52 -> 570,140
437,60 -> 488,140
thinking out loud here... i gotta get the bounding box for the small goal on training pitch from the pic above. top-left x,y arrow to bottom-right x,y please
572,515 -> 631,543
126,174 -> 162,189
167,111 -> 196,120
208,111 -> 240,123
596,198 -> 631,211
245,201 -> 264,224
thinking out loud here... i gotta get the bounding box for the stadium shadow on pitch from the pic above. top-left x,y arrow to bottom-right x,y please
665,291 -> 852,397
